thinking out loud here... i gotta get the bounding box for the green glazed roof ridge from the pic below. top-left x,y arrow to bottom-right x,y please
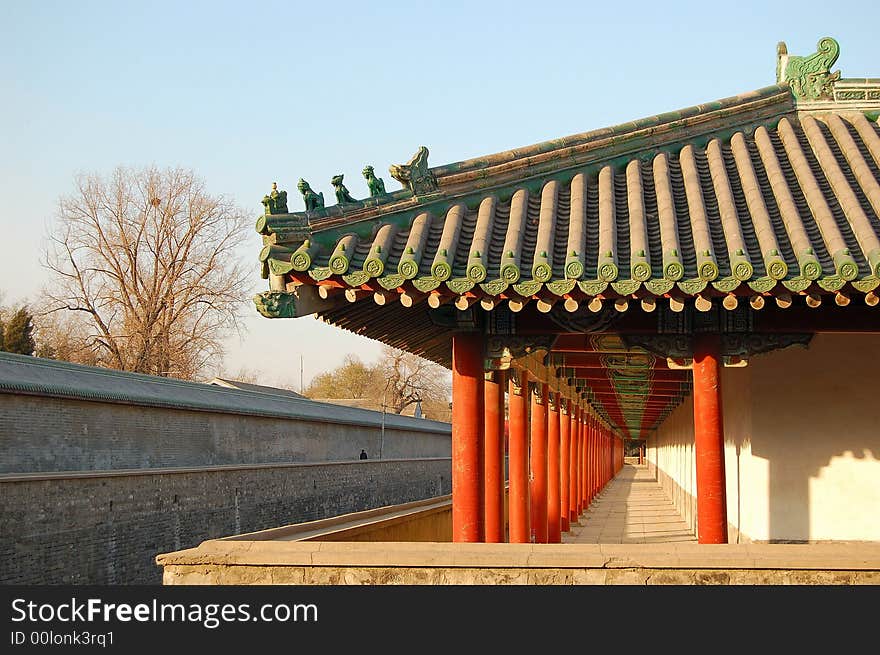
269,84 -> 794,241
431,84 -> 793,178
0,352 -> 450,433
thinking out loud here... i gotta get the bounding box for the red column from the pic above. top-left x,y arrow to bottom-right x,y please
560,399 -> 571,533
586,417 -> 594,505
530,382 -> 549,543
484,370 -> 506,543
451,333 -> 484,542
603,432 -> 608,488
547,391 -> 561,543
508,369 -> 530,543
569,404 -> 579,523
693,333 -> 729,544
575,406 -> 583,516
581,414 -> 588,508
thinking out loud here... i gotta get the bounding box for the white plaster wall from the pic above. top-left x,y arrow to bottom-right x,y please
646,333 -> 880,542
750,333 -> 880,541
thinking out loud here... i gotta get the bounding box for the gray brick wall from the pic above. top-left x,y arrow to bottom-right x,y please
0,459 -> 451,584
0,395 -> 450,473
0,364 -> 453,585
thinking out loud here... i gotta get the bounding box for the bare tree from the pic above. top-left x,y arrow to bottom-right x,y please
302,348 -> 451,420
32,309 -> 100,366
41,166 -> 252,379
378,346 -> 451,415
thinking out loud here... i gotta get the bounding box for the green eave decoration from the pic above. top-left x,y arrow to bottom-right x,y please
851,277 -> 880,292
412,276 -> 442,293
711,277 -> 741,293
255,211 -> 312,244
778,37 -> 841,101
253,291 -> 297,318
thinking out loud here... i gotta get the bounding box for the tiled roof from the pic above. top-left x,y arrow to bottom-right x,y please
253,39 -> 880,439
209,377 -> 306,399
258,88 -> 880,310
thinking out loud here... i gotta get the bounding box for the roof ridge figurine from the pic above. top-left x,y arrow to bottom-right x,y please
297,179 -> 324,212
261,182 -> 288,215
331,174 -> 358,205
390,146 -> 438,195
777,36 -> 841,101
362,165 -> 387,197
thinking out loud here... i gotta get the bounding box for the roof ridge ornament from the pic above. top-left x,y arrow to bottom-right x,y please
390,146 -> 438,195
331,174 -> 359,205
777,37 -> 841,101
261,182 -> 288,215
362,165 -> 387,197
297,179 -> 325,212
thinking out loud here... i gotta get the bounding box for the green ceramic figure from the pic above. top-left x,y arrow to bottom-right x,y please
297,179 -> 325,211
779,37 -> 841,101
253,291 -> 297,318
362,165 -> 387,197
261,182 -> 288,215
331,174 -> 358,205
390,146 -> 437,195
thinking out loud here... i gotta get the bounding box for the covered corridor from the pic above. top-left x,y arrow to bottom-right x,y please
564,463 -> 696,545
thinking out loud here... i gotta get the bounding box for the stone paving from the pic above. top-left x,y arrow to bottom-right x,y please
564,463 -> 697,545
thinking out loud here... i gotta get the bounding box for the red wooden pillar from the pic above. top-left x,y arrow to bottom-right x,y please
547,391 -> 561,543
602,434 -> 607,487
587,417 -> 594,504
508,370 -> 530,543
530,382 -> 549,543
484,370 -> 506,543
693,333 -> 729,544
560,399 -> 571,533
451,333 -> 484,542
586,417 -> 593,504
575,406 -> 583,515
581,414 -> 588,508
604,433 -> 608,487
569,404 -> 579,523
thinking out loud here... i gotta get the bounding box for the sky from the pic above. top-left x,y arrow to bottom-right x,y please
1,0 -> 877,389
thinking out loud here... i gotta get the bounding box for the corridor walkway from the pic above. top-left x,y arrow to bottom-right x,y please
563,463 -> 697,544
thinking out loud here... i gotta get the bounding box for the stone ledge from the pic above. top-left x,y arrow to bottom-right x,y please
156,541 -> 880,572
161,563 -> 880,586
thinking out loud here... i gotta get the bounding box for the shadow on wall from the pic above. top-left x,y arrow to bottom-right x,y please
750,333 -> 880,542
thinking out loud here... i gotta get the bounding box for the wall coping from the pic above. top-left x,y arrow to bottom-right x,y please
0,352 -> 451,434
156,541 -> 880,571
222,495 -> 453,543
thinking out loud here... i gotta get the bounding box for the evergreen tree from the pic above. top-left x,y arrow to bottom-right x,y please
2,307 -> 36,355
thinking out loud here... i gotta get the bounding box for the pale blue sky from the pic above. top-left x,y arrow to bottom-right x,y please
1,1 -> 877,387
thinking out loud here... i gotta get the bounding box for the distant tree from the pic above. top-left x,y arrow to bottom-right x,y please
1,306 -> 36,356
32,310 -> 100,366
214,365 -> 264,385
304,354 -> 380,400
303,347 -> 451,419
41,166 -> 253,379
378,346 -> 450,415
